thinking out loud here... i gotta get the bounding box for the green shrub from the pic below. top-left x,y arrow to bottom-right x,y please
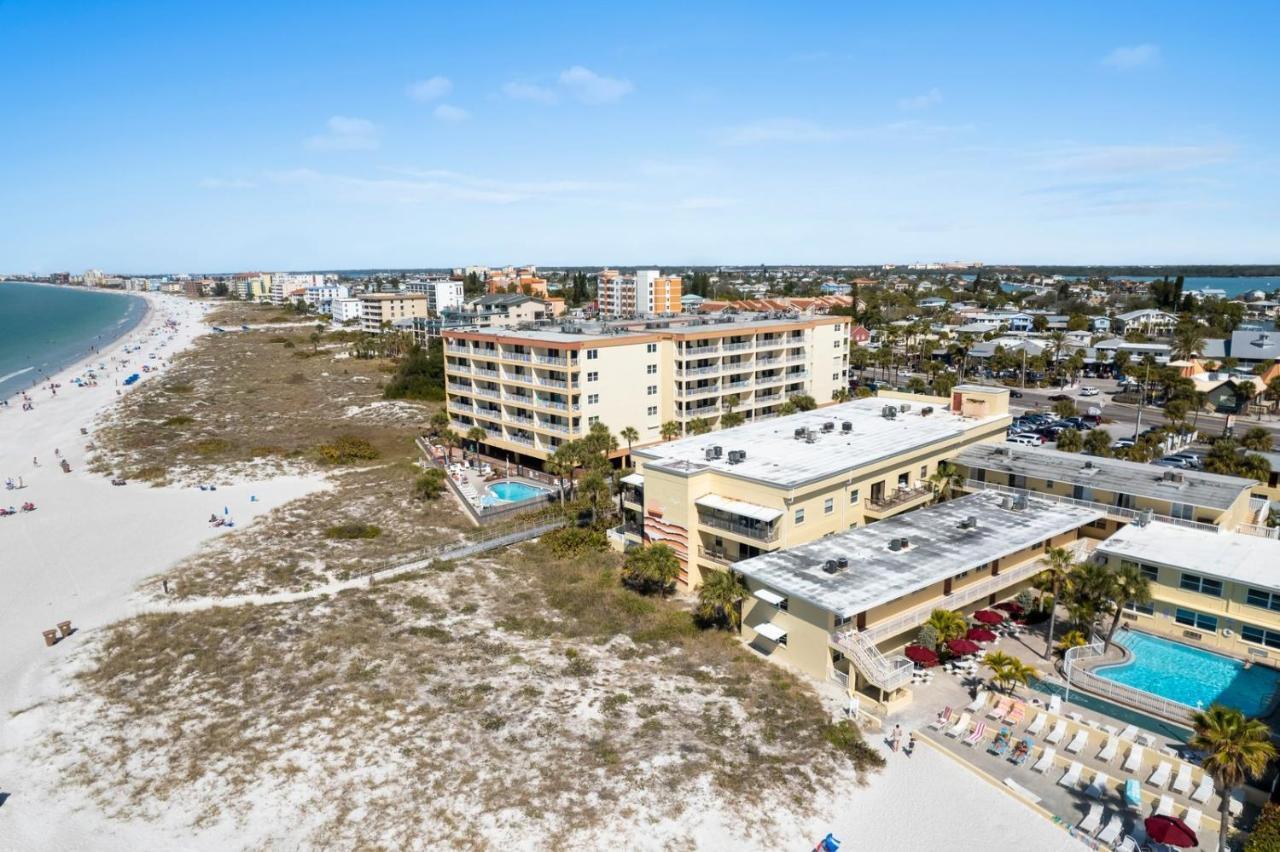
1247,802 -> 1280,852
413,468 -> 447,500
824,721 -> 886,772
324,522 -> 382,540
542,525 -> 608,558
316,435 -> 380,464
165,383 -> 194,394
162,415 -> 194,426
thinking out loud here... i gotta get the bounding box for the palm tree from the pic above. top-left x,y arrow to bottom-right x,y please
1239,453 -> 1273,484
987,655 -> 1037,695
831,387 -> 851,403
696,569 -> 750,629
928,460 -> 964,502
545,453 -> 571,505
429,409 -> 450,436
1241,426 -> 1274,453
1189,704 -> 1277,852
439,428 -> 460,464
660,421 -> 681,441
579,468 -> 609,525
687,417 -> 712,435
1055,428 -> 1084,453
1172,321 -> 1206,361
619,426 -> 639,463
1101,562 -> 1151,653
925,608 -> 967,644
1039,546 -> 1076,658
1067,560 -> 1113,635
720,411 -> 745,428
465,426 -> 486,462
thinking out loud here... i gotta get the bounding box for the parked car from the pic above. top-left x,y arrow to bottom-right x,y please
1009,390 -> 1024,398
1112,437 -> 1135,449
1062,417 -> 1094,431
1079,386 -> 1100,397
1007,433 -> 1044,446
1047,393 -> 1073,402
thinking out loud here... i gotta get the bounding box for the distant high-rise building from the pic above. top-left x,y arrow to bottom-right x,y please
598,268 -> 682,317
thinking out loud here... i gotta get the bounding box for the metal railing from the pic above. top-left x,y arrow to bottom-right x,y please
1064,640 -> 1196,723
697,511 -> 780,542
1239,523 -> 1279,539
683,346 -> 720,356
698,546 -> 737,566
829,629 -> 914,691
723,341 -> 754,351
534,355 -> 568,366
677,365 -> 721,376
681,384 -> 721,398
962,479 -> 1222,534
865,483 -> 933,512
501,351 -> 532,362
536,377 -> 568,389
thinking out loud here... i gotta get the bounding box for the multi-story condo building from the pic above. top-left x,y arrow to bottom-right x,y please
303,284 -> 350,314
332,297 -> 363,323
405,279 -> 465,314
359,292 -> 429,333
597,268 -> 682,316
270,272 -> 328,305
625,386 -> 1012,588
442,314 -> 853,468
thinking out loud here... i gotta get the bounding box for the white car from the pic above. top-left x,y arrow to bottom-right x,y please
1007,433 -> 1043,447
1079,387 -> 1100,396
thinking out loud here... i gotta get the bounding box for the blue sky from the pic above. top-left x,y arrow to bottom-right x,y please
1,1 -> 1277,272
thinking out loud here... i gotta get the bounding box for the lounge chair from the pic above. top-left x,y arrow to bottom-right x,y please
1116,837 -> 1139,852
987,698 -> 1011,720
1048,694 -> 1062,714
1148,760 -> 1172,788
1190,774 -> 1215,803
1077,803 -> 1103,835
965,691 -> 989,713
963,722 -> 988,747
1084,770 -> 1109,799
1155,795 -> 1174,817
1124,778 -> 1142,811
1184,807 -> 1202,832
1011,736 -> 1034,766
1026,712 -> 1047,736
1097,815 -> 1124,846
927,707 -> 953,730
1172,763 -> 1192,795
946,712 -> 972,738
1066,729 -> 1090,754
1098,735 -> 1119,763
1123,744 -> 1145,774
1118,724 -> 1138,741
1045,720 -> 1068,745
1059,761 -> 1084,788
1004,703 -> 1026,726
1031,747 -> 1056,773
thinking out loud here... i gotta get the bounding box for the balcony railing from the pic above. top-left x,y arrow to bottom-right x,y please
755,374 -> 784,386
865,483 -> 933,512
682,384 -> 721,398
722,341 -> 754,352
537,377 -> 568,389
677,365 -> 720,376
698,547 -> 738,566
501,351 -> 532,362
506,433 -> 535,446
535,397 -> 568,411
473,387 -> 500,399
534,355 -> 569,366
698,512 -> 780,542
472,367 -> 499,379
684,346 -> 720,357
539,421 -> 573,434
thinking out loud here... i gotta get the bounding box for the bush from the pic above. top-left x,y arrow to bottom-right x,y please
413,468 -> 447,500
383,342 -> 446,401
324,522 -> 381,540
824,721 -> 886,772
542,525 -> 608,558
162,415 -> 194,426
316,435 -> 380,464
1247,802 -> 1280,852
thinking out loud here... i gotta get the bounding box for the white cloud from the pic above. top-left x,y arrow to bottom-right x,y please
897,87 -> 943,111
433,104 -> 470,123
306,116 -> 379,151
198,177 -> 255,189
406,75 -> 453,102
502,81 -> 558,104
1102,44 -> 1160,70
558,66 -> 633,105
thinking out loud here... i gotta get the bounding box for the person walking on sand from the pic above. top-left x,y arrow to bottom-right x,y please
890,724 -> 902,752
906,732 -> 916,757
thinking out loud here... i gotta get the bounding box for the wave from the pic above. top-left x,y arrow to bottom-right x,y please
0,366 -> 34,385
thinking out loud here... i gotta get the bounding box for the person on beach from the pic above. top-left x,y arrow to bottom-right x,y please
905,732 -> 916,757
890,724 -> 902,752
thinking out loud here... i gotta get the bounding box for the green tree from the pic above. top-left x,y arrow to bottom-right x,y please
789,394 -> 817,411
621,544 -> 681,597
1190,704 -> 1277,852
465,426 -> 486,462
720,411 -> 745,428
429,409 -> 451,436
439,428 -> 460,463
687,417 -> 712,435
925,608 -> 967,643
1100,562 -> 1151,653
696,569 -> 750,629
1039,546 -> 1076,658
1055,428 -> 1083,453
928,460 -> 964,502
579,468 -> 610,525
906,376 -> 927,394
1053,399 -> 1077,419
660,421 -> 681,441
1171,320 -> 1206,361
1241,427 -> 1273,453
831,387 -> 851,403
619,425 -> 639,462
777,401 -> 798,416
413,468 -> 446,500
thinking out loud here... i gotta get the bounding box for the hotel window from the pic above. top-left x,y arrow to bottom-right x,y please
586,349 -> 599,360
1246,588 -> 1280,612
647,385 -> 657,395
1174,608 -> 1218,632
588,416 -> 600,425
1124,601 -> 1155,616
824,498 -> 834,514
834,614 -> 852,628
920,465 -> 927,480
646,343 -> 657,353
647,364 -> 657,374
1242,624 -> 1280,650
587,372 -> 598,382
1009,474 -> 1026,490
647,405 -> 658,416
1124,560 -> 1159,582
794,508 -> 805,525
849,489 -> 860,504
1179,572 -> 1222,597
587,394 -> 599,404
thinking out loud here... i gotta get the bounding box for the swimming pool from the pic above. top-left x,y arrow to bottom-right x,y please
1095,631 -> 1280,717
479,480 -> 550,506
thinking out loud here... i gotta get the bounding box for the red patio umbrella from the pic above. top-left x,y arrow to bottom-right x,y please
966,627 -> 997,643
973,610 -> 1005,625
904,645 -> 939,666
994,601 -> 1024,615
947,638 -> 980,656
1144,815 -> 1198,848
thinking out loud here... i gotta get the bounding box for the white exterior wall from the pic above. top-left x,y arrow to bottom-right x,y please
332,298 -> 362,323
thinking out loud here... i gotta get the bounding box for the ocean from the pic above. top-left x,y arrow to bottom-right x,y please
0,282 -> 147,400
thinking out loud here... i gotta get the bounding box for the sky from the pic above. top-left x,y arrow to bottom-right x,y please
1,1 -> 1278,272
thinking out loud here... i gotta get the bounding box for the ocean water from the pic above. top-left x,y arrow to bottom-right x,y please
0,282 -> 147,400
1075,276 -> 1279,297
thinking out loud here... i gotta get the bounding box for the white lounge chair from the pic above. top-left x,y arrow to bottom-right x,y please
1148,760 -> 1172,788
1048,694 -> 1062,714
1059,761 -> 1084,788
1084,771 -> 1109,799
1191,774 -> 1215,803
1026,712 -> 1047,736
1118,724 -> 1138,741
1032,747 -> 1056,773
1045,720 -> 1068,745
927,707 -> 953,730
1116,837 -> 1139,852
1156,794 -> 1174,816
1184,807 -> 1202,832
1098,735 -> 1119,763
1066,729 -> 1090,754
1172,763 -> 1192,795
963,722 -> 987,747
1078,803 -> 1103,835
1097,815 -> 1123,846
1123,744 -> 1145,773
965,691 -> 989,713
946,712 -> 972,738
987,697 -> 1012,719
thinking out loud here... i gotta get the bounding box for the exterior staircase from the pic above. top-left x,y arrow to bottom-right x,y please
830,628 -> 914,692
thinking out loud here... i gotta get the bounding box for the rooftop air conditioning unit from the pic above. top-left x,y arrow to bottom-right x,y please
887,539 -> 901,552
899,403 -> 912,413
822,421 -> 835,432
882,405 -> 897,419
1139,508 -> 1154,526
1083,460 -> 1094,469
921,406 -> 934,416
823,559 -> 840,574
1000,496 -> 1013,510
1163,470 -> 1183,484
704,447 -> 717,461
1013,494 -> 1029,511
837,557 -> 849,569
794,427 -> 808,440
841,421 -> 853,432
711,445 -> 723,459
805,430 -> 817,443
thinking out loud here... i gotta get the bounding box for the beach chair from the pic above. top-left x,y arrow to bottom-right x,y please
1190,774 -> 1215,803
1124,778 -> 1143,811
1026,712 -> 1047,736
1097,815 -> 1124,846
1004,703 -> 1026,726
1155,795 -> 1174,817
987,698 -> 1011,720
1077,803 -> 1103,835
1184,807 -> 1202,832
965,691 -> 989,713
1116,837 -> 1139,852
927,707 -> 953,730
1045,720 -> 1068,745
1098,735 -> 1119,763
1031,747 -> 1056,773
946,712 -> 971,738
1172,763 -> 1192,795
1148,760 -> 1172,788
988,727 -> 1011,756
1118,724 -> 1138,741
963,722 -> 987,747
1012,736 -> 1034,766
1058,761 -> 1084,788
1048,694 -> 1062,714
1123,744 -> 1145,774
1084,770 -> 1109,799
1066,729 -> 1090,754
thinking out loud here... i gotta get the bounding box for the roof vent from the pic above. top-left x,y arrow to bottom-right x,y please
822,559 -> 840,574
1012,494 -> 1029,511
794,427 -> 807,440
841,421 -> 853,432
822,421 -> 835,432
899,403 -> 912,413
881,405 -> 897,419
1000,495 -> 1012,510
1138,508 -> 1154,527
837,556 -> 849,569
1162,469 -> 1183,484
1083,460 -> 1093,469
921,406 -> 934,416
888,539 -> 901,552
959,516 -> 979,530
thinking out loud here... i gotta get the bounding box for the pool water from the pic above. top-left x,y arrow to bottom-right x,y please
480,480 -> 550,506
1029,678 -> 1192,744
1096,631 -> 1280,717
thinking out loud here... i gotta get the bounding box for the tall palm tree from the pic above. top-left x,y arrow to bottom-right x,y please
928,460 -> 964,502
429,409 -> 450,437
579,468 -> 609,525
1189,704 -> 1277,852
439,428 -> 460,464
465,426 -> 486,462
1039,547 -> 1076,658
696,569 -> 750,629
619,426 -> 639,463
1101,562 -> 1151,652
1172,321 -> 1206,361
925,608 -> 967,643
687,417 -> 712,435
660,421 -> 681,441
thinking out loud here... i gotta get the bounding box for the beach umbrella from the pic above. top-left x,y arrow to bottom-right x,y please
966,627 -> 997,643
946,638 -> 980,656
904,645 -> 939,666
1143,815 -> 1198,848
973,610 -> 1004,625
994,601 -> 1024,615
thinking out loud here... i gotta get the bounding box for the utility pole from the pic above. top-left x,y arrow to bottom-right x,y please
1020,348 -> 1027,390
1132,359 -> 1152,440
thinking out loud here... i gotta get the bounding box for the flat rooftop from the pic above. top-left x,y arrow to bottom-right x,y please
733,491 -> 1103,617
1098,522 -> 1280,590
443,312 -> 839,344
635,397 -> 1008,489
956,445 -> 1256,511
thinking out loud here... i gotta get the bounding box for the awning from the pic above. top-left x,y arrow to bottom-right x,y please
695,493 -> 783,523
621,473 -> 644,486
754,622 -> 787,642
753,588 -> 787,606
